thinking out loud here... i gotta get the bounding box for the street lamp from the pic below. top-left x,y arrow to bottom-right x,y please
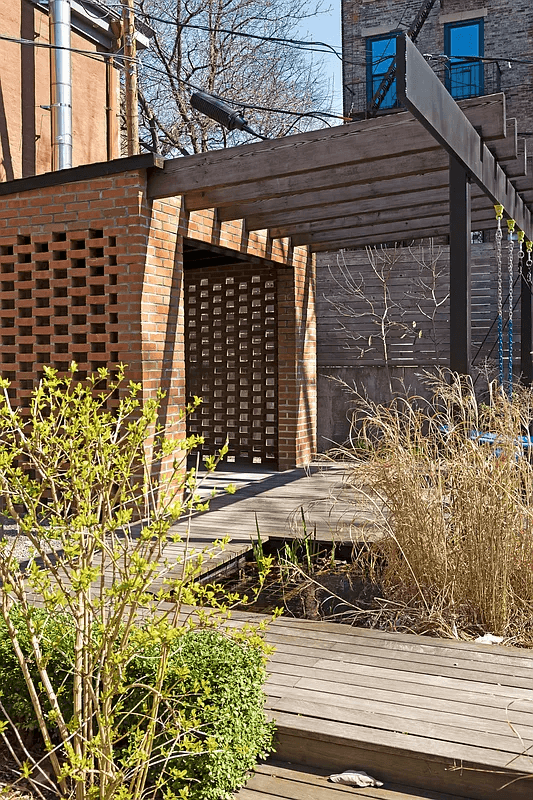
190,91 -> 268,140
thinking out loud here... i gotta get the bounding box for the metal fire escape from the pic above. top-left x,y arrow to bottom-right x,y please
367,0 -> 438,117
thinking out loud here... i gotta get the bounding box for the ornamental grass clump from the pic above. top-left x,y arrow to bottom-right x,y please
0,365 -> 274,800
340,371 -> 533,641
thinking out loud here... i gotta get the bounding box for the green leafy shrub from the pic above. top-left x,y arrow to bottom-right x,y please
0,365 -> 273,800
0,610 -> 273,800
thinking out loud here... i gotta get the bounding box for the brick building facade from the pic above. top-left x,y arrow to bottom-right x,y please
342,0 -> 533,131
0,156 -> 316,471
0,0 -> 146,181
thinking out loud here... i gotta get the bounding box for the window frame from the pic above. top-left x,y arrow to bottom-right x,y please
443,18 -> 485,99
365,33 -> 400,110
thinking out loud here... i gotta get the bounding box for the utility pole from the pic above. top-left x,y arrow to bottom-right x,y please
121,0 -> 139,155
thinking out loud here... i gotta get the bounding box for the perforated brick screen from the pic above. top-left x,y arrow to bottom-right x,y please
0,228 -> 119,412
185,263 -> 278,466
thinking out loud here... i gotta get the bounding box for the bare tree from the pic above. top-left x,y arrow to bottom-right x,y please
325,246 -> 416,365
406,239 -> 449,358
129,0 -> 331,154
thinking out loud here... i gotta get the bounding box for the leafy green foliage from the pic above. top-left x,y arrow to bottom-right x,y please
0,611 -> 273,800
0,366 -> 274,800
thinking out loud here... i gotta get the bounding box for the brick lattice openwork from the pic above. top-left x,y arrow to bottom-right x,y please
185,263 -> 278,465
0,158 -> 316,471
0,229 -> 119,412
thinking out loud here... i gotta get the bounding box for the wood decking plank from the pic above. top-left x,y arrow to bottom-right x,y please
272,730 -> 532,800
266,656 -> 533,702
269,623 -> 533,679
311,653 -> 533,690
236,771 -> 435,800
267,695 -> 532,754
264,631 -> 533,680
249,761 -> 476,799
269,710 -> 533,772
263,618 -> 533,666
237,772 -> 374,799
266,683 -> 533,739
280,676 -> 533,726
264,615 -> 533,659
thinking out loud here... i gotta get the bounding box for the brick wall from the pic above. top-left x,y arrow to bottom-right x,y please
0,166 -> 186,479
179,207 -> 316,469
0,158 -> 316,472
277,259 -> 317,470
1,0 -> 119,181
342,0 -> 533,136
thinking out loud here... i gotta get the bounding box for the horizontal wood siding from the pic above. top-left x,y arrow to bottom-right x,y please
316,242 -> 520,373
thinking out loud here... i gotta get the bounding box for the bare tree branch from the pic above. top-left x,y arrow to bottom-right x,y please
113,0 -> 332,154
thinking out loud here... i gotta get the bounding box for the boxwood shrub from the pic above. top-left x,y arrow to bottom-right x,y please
0,609 -> 274,800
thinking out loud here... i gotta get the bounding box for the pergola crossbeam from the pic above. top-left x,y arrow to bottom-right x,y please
290,209 -> 498,249
396,35 -> 533,239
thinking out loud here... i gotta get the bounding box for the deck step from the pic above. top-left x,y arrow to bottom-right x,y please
269,709 -> 531,800
235,760 -> 477,799
251,617 -> 533,800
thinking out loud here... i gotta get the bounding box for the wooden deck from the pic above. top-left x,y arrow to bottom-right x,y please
18,464 -> 533,799
228,611 -> 533,800
154,461 -> 381,585
124,463 -> 533,798
169,462 -> 380,558
237,761 -> 477,800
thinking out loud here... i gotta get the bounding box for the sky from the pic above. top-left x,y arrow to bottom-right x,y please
297,0 -> 344,116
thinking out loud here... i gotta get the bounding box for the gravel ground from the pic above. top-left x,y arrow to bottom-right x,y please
0,518 -> 63,566
0,520 -> 32,563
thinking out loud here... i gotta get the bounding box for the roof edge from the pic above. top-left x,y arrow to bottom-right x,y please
0,154 -> 164,197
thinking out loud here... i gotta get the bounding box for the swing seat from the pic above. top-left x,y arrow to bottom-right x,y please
439,426 -> 533,453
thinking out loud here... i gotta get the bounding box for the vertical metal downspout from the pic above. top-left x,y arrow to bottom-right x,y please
49,0 -> 72,170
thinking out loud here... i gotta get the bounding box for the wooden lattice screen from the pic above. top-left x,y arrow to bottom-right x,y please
185,263 -> 278,465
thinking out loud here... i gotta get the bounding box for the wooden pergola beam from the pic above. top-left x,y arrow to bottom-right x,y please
268,193 -> 497,239
184,148 -> 443,213
148,95 -> 509,203
289,208 -> 497,248
181,109 -> 522,214
396,35 -> 533,239
218,171 -> 451,228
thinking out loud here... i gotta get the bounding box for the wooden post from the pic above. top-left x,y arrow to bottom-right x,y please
106,57 -> 120,160
121,0 -> 139,156
449,156 -> 471,374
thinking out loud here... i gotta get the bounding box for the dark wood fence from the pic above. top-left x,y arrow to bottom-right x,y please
316,241 -> 519,373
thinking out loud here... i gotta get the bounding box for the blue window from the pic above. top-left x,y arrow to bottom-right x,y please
444,19 -> 484,98
366,35 -> 400,110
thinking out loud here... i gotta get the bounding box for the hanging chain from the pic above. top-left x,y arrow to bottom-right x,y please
518,229 -> 525,273
527,240 -> 533,287
507,218 -> 516,399
495,205 -> 504,387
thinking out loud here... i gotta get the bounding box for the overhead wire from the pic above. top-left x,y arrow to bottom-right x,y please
0,31 -> 345,122
3,26 -> 533,124
133,6 -> 345,60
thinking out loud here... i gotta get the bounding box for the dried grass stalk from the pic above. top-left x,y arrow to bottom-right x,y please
338,371 -> 533,639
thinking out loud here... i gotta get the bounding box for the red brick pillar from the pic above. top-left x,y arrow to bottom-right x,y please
277,252 -> 317,470
141,197 -> 187,482
0,166 -> 188,488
